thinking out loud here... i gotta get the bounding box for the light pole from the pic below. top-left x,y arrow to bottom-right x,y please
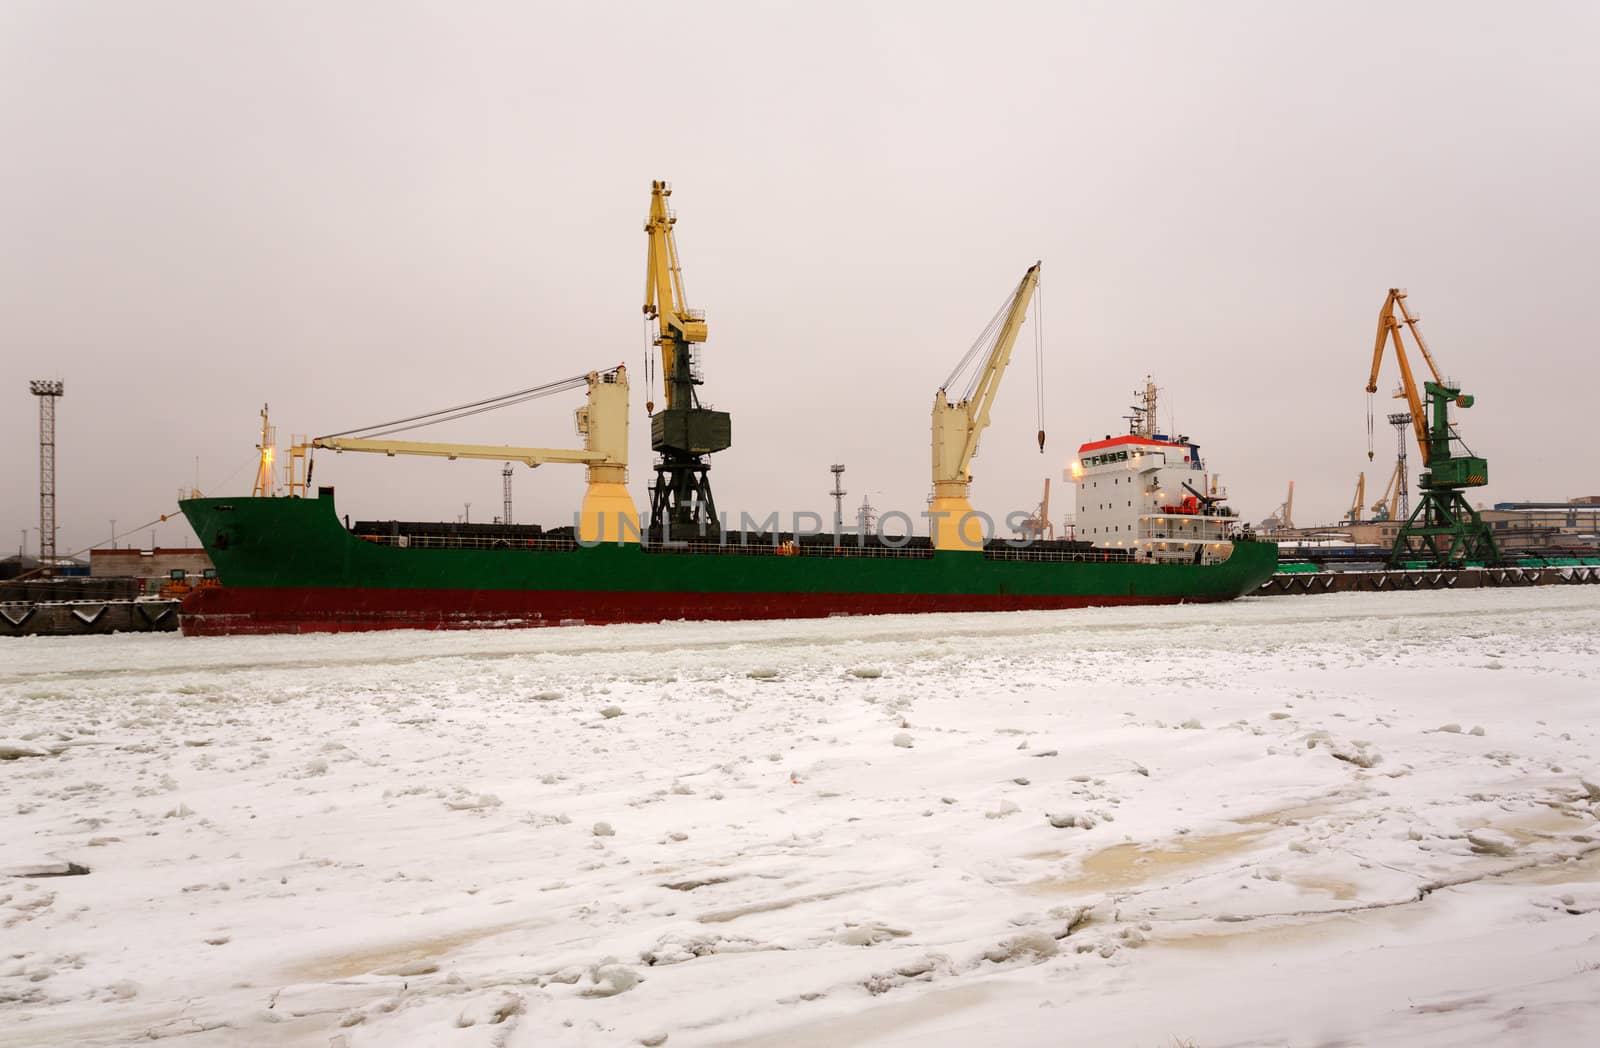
110,519 -> 116,550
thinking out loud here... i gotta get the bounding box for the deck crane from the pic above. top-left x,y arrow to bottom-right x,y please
312,368 -> 639,544
1345,472 -> 1365,524
1367,288 -> 1497,565
642,181 -> 731,542
930,263 -> 1041,552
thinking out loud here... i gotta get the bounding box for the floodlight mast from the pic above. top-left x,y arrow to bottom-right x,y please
30,380 -> 65,577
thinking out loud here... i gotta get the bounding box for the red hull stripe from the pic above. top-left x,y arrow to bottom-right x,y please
180,586 -> 1207,636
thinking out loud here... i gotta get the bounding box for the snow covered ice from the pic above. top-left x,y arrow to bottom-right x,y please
3,588 -> 1600,1047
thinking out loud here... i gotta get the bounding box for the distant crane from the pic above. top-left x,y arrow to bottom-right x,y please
1345,472 -> 1365,524
1017,478 -> 1054,541
1367,289 -> 1496,565
929,263 -> 1041,551
1263,481 -> 1295,532
1369,462 -> 1401,522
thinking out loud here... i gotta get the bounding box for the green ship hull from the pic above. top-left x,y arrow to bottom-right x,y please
177,490 -> 1278,635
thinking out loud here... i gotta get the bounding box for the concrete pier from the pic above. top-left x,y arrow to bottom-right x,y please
0,599 -> 182,637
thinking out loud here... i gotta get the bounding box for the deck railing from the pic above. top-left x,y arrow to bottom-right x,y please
355,533 -> 581,552
353,531 -> 1181,565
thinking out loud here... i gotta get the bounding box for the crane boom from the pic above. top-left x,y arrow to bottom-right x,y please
311,437 -> 606,468
643,181 -> 708,411
1369,288 -> 1439,465
312,368 -> 639,543
930,263 -> 1041,551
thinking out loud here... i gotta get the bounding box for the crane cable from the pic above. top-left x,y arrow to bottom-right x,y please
943,289 -> 1014,401
1366,391 -> 1375,461
1033,277 -> 1046,453
643,315 -> 657,414
317,372 -> 601,441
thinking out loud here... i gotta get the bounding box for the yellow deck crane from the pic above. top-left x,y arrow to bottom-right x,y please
642,181 -> 731,541
1345,472 -> 1365,524
311,368 -> 639,544
930,263 -> 1041,552
1367,288 -> 1496,565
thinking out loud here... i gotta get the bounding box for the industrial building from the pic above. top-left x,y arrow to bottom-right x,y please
1479,498 -> 1600,551
90,547 -> 215,592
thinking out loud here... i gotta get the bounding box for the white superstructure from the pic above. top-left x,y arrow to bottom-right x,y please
1066,378 -> 1239,564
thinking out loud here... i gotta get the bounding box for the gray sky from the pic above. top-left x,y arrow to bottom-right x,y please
4,0 -> 1598,556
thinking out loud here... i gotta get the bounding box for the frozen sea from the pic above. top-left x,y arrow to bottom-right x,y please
3,589 -> 1599,1047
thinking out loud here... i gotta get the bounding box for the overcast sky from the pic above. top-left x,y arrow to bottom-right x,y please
4,0 -> 1597,556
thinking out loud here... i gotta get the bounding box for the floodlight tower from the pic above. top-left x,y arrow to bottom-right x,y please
1388,412 -> 1411,520
829,464 -> 847,537
30,380 -> 64,577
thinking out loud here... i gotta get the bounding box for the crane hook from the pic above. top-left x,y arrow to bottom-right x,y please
1037,429 -> 1046,453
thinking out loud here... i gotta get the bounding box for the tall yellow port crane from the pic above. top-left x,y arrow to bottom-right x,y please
642,181 -> 731,541
930,263 -> 1041,552
1367,288 -> 1496,565
311,368 -> 639,544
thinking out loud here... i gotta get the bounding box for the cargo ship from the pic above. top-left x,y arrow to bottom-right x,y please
178,489 -> 1276,635
177,184 -> 1275,636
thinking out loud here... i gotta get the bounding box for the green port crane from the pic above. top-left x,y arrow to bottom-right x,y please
1366,288 -> 1498,566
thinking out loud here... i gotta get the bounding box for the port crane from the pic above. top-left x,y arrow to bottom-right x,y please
642,181 -> 731,542
1367,288 -> 1497,565
311,368 -> 639,544
929,263 -> 1041,551
1345,472 -> 1366,524
1369,461 -> 1401,522
1016,478 -> 1054,541
1263,481 -> 1294,532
